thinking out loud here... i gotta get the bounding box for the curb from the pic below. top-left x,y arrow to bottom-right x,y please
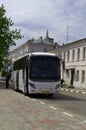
61,88 -> 86,95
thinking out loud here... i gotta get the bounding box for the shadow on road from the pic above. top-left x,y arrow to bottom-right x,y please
53,93 -> 86,101
28,93 -> 86,101
0,81 -> 86,101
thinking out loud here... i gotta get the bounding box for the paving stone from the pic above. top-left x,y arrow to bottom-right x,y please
0,81 -> 86,130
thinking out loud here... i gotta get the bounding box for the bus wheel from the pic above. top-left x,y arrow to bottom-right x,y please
24,89 -> 28,96
14,82 -> 19,92
48,94 -> 53,97
24,85 -> 28,96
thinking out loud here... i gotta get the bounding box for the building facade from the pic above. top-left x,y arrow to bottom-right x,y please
51,38 -> 86,89
61,38 -> 86,89
9,31 -> 58,62
9,31 -> 86,89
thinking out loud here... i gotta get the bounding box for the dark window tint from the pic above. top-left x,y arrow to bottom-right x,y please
30,56 -> 60,80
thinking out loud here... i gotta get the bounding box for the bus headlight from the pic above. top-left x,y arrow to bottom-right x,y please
55,84 -> 60,89
29,83 -> 36,89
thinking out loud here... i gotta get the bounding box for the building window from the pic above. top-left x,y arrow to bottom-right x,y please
76,70 -> 79,81
83,47 -> 86,60
67,51 -> 70,61
63,52 -> 65,61
77,48 -> 80,61
82,70 -> 85,83
66,69 -> 69,78
72,49 -> 75,61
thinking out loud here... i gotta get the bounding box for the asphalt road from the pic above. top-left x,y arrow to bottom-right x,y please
29,90 -> 86,121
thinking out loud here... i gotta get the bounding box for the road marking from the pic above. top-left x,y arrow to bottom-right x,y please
39,102 -> 45,105
61,88 -> 86,95
70,90 -> 74,92
63,112 -> 73,117
76,91 -> 79,93
32,99 -> 36,101
49,106 -> 57,110
65,89 -> 68,91
82,92 -> 86,94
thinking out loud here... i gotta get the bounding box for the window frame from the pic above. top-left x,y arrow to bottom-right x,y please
77,48 -> 80,61
76,70 -> 79,81
82,70 -> 85,83
72,49 -> 75,61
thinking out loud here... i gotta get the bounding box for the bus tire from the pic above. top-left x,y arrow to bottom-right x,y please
24,67 -> 29,96
23,82 -> 28,96
48,94 -> 53,97
15,72 -> 19,91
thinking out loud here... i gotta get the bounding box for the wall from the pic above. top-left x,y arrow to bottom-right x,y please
61,39 -> 86,88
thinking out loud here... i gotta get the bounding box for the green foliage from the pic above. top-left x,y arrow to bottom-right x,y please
1,69 -> 7,77
0,4 -> 23,70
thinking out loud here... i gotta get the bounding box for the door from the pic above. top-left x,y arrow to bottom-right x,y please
70,69 -> 75,86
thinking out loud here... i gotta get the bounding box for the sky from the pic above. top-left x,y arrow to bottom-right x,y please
0,0 -> 86,50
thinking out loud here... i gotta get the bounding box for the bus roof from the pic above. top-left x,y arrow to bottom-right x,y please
13,52 -> 59,62
30,52 -> 58,57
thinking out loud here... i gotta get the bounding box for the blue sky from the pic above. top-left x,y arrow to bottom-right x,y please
0,0 -> 86,50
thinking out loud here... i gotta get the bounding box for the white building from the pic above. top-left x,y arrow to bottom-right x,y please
9,33 -> 86,89
9,31 -> 58,61
61,38 -> 86,89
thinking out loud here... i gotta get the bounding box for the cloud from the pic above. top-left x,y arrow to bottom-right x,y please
1,0 -> 86,49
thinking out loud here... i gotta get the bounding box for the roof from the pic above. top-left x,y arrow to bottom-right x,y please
62,38 -> 86,47
10,39 -> 55,54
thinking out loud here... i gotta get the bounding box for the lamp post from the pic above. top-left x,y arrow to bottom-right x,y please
66,26 -> 70,43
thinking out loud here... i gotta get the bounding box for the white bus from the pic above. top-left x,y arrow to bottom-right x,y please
12,52 -> 61,96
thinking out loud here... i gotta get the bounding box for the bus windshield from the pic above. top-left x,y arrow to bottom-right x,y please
30,56 -> 60,81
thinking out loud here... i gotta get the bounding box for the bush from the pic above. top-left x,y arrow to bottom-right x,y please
1,70 -> 7,77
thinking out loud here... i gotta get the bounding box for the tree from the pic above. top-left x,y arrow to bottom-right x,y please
0,5 -> 23,70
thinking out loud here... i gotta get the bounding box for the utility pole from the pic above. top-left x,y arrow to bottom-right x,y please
38,28 -> 39,38
66,26 -> 70,43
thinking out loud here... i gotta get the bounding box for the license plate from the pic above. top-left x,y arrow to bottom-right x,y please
42,90 -> 49,93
